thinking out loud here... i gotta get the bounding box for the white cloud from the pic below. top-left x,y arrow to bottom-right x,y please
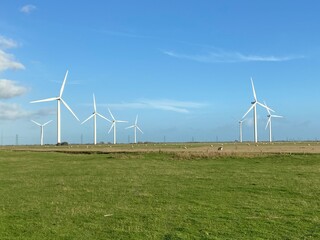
0,102 -> 55,120
0,50 -> 25,72
105,99 -> 207,113
0,102 -> 31,120
34,107 -> 56,116
0,36 -> 28,121
0,36 -> 18,49
20,4 -> 37,14
163,50 -> 303,63
0,79 -> 28,99
0,36 -> 24,72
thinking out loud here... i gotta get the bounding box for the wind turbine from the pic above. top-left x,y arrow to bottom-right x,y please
126,115 -> 143,144
82,94 -> 111,145
107,108 -> 128,144
239,119 -> 245,143
30,70 -> 79,144
264,102 -> 283,142
242,78 -> 273,143
31,120 -> 52,146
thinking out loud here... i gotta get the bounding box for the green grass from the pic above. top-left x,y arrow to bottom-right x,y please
0,151 -> 319,239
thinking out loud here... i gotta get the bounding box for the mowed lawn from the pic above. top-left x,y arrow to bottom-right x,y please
0,151 -> 319,239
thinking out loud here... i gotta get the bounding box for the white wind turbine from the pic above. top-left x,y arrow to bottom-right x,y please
242,78 -> 274,143
30,70 -> 79,144
82,94 -> 111,145
239,119 -> 245,143
264,102 -> 283,142
31,120 -> 53,146
107,108 -> 128,144
126,115 -> 143,144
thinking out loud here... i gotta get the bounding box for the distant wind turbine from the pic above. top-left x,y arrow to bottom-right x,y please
31,120 -> 52,146
264,102 -> 283,142
239,119 -> 245,143
242,78 -> 274,143
82,94 -> 111,145
126,115 -> 143,144
30,70 -> 79,144
107,108 -> 128,144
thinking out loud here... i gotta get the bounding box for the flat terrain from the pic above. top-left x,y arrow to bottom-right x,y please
0,143 -> 319,239
4,141 -> 320,154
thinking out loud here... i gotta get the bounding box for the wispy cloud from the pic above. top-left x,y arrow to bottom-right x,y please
34,107 -> 56,117
0,36 -> 24,72
0,36 -> 18,49
0,102 -> 30,120
20,4 -> 37,14
0,50 -> 25,72
163,50 -> 303,63
104,99 -> 207,113
0,102 -> 54,120
0,80 -> 28,99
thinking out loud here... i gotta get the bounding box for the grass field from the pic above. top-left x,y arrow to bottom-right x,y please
0,146 -> 320,239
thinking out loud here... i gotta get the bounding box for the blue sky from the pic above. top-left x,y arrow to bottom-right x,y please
1,1 -> 320,144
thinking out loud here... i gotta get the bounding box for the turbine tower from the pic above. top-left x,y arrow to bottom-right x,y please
126,115 -> 143,144
239,119 -> 245,143
264,102 -> 283,142
30,70 -> 79,144
242,78 -> 273,143
31,120 -> 52,146
107,108 -> 127,144
82,94 -> 111,145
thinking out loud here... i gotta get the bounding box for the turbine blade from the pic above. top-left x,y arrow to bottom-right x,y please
43,120 -> 53,126
263,101 -> 271,115
96,113 -> 112,122
242,104 -> 255,119
272,115 -> 283,118
30,97 -> 58,103
116,120 -> 128,123
265,118 -> 271,130
125,125 -> 135,129
135,115 -> 138,125
59,70 -> 69,97
81,114 -> 94,124
256,101 -> 275,112
60,98 -> 79,121
31,120 -> 41,126
137,126 -> 143,134
108,123 -> 115,134
108,108 -> 115,121
251,78 -> 257,101
93,93 -> 96,112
